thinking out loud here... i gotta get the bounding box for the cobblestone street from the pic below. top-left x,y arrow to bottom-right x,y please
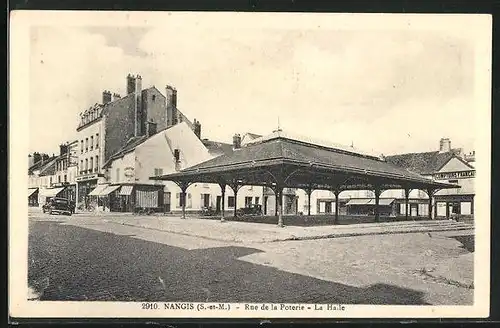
28,211 -> 474,305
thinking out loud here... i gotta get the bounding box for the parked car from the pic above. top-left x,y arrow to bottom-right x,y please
42,197 -> 73,216
237,204 -> 262,216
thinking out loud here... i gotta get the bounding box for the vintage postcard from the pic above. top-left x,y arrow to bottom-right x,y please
9,11 -> 491,320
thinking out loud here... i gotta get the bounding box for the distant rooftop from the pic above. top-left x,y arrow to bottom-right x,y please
245,129 -> 380,159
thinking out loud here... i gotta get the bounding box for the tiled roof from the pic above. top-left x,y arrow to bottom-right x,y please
245,132 -> 263,139
246,130 -> 380,158
103,136 -> 148,167
202,139 -> 234,156
385,149 -> 465,175
174,136 -> 448,185
37,157 -> 58,176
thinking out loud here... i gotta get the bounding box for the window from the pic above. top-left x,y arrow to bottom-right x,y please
96,133 -> 99,149
80,160 -> 83,174
58,175 -> 61,183
254,196 -> 260,205
64,174 -> 67,183
90,157 -> 93,172
152,94 -> 156,101
174,149 -> 180,162
85,158 -> 88,171
85,138 -> 88,152
116,168 -> 120,182
95,155 -> 99,172
187,193 -> 192,208
228,196 -> 235,208
154,168 -> 163,176
90,136 -> 94,150
49,177 -> 52,186
81,140 -> 84,153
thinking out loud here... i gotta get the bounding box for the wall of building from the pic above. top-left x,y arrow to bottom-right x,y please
107,151 -> 136,184
76,120 -> 105,175
142,88 -> 167,132
103,96 -> 136,162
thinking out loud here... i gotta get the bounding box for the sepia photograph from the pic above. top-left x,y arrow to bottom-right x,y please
9,11 -> 491,319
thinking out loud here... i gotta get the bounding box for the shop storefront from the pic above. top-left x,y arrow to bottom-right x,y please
345,198 -> 396,216
85,183 -> 165,213
38,187 -> 66,205
434,194 -> 474,219
76,173 -> 105,211
28,188 -> 39,206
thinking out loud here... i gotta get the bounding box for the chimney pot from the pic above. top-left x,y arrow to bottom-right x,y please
233,133 -> 242,149
439,138 -> 451,153
102,90 -> 112,104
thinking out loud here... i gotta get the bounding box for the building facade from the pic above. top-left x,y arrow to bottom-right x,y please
99,122 -> 263,214
74,74 -> 191,210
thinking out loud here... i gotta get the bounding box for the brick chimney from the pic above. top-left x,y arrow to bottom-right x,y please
126,74 -> 136,94
102,90 -> 112,104
134,74 -> 143,137
439,138 -> 451,153
166,85 -> 178,126
112,93 -> 121,101
193,119 -> 201,139
233,133 -> 242,149
59,144 -> 68,156
28,154 -> 34,168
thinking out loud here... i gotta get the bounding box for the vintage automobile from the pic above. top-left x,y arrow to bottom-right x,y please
236,204 -> 262,216
42,197 -> 73,215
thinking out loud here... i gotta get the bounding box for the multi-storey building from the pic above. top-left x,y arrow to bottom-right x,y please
386,138 -> 475,219
28,141 -> 80,206
75,74 -> 191,209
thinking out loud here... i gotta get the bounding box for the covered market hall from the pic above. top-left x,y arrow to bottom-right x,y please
151,131 -> 459,227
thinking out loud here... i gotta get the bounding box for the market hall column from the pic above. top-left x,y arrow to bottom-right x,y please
219,182 -> 227,222
404,188 -> 410,221
426,188 -> 436,220
276,185 -> 284,227
229,181 -> 242,218
374,186 -> 381,223
175,181 -> 192,220
333,189 -> 341,225
304,185 -> 314,216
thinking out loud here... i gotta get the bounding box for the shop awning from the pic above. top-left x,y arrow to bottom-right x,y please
119,185 -> 134,196
39,187 -> 65,198
346,199 -> 371,206
346,198 -> 395,206
88,184 -> 109,196
101,185 -> 121,196
28,188 -> 38,197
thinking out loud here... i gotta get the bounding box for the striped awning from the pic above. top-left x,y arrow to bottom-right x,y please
346,198 -> 395,206
88,184 -> 109,196
101,185 -> 121,196
28,188 -> 38,197
119,185 -> 134,196
39,187 -> 65,198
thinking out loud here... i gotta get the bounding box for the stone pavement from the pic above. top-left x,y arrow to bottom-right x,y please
100,215 -> 474,243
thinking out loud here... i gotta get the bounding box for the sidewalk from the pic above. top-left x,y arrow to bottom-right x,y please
103,216 -> 474,244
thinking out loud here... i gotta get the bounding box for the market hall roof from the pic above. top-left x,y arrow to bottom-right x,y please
385,149 -> 474,175
152,131 -> 459,191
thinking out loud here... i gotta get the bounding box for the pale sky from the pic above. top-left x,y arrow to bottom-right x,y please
28,13 -> 483,157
